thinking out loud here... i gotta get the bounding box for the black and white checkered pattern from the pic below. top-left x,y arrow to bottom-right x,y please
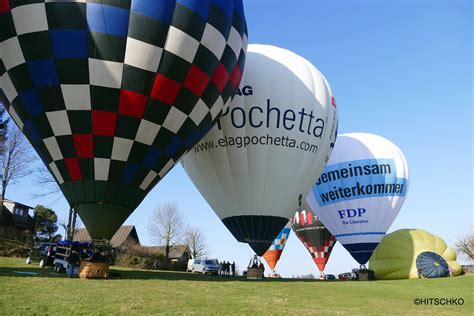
0,0 -> 248,211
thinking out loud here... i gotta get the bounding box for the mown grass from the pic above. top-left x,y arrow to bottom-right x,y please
0,257 -> 472,315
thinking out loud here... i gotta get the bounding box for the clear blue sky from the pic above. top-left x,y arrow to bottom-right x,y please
5,0 -> 472,277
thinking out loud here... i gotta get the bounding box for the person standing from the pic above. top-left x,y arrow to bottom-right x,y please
258,261 -> 265,279
67,249 -> 79,278
231,261 -> 236,277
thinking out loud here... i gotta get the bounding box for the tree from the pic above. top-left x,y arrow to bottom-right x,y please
148,202 -> 185,260
33,205 -> 59,241
456,231 -> 474,261
34,164 -> 61,197
185,226 -> 209,259
60,208 -> 82,240
33,165 -> 79,239
1,124 -> 35,200
0,99 -> 8,157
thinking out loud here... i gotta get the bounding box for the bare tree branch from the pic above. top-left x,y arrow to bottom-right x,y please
185,226 -> 209,259
31,164 -> 62,198
0,101 -> 9,157
456,231 -> 474,261
1,124 -> 36,200
148,202 -> 185,260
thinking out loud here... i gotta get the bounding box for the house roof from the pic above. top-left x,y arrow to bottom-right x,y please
1,200 -> 35,229
145,245 -> 190,259
74,225 -> 140,247
2,199 -> 34,212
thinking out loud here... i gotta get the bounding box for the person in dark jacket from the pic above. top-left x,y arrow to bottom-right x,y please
258,261 -> 265,279
67,249 -> 80,278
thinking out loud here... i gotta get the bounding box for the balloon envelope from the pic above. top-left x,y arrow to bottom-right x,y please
262,222 -> 291,271
183,44 -> 338,255
369,229 -> 461,279
0,1 -> 247,239
307,133 -> 409,264
292,203 -> 336,272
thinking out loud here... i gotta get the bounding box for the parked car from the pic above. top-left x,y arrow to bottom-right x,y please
26,242 -> 56,268
189,258 -> 220,274
338,272 -> 352,281
324,274 -> 336,280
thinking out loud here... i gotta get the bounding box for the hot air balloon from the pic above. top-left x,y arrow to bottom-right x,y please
369,229 -> 461,279
182,44 -> 338,255
306,133 -> 409,265
292,199 -> 336,276
0,1 -> 247,239
262,222 -> 291,274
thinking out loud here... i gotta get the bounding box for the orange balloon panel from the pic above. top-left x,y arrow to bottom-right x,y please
263,224 -> 291,270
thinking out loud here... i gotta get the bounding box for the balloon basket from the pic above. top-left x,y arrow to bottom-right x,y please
79,260 -> 110,279
358,269 -> 375,281
246,268 -> 264,280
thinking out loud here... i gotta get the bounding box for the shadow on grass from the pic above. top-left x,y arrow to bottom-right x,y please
0,266 -> 65,278
0,264 -> 337,282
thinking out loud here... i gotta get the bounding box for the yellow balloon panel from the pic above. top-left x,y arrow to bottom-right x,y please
369,229 -> 461,280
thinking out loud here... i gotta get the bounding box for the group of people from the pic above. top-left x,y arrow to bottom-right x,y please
219,261 -> 236,277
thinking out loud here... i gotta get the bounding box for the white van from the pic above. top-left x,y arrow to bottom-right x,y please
186,259 -> 195,272
188,258 -> 219,274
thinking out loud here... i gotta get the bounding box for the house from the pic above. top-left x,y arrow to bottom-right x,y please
0,199 -> 35,240
73,225 -> 140,250
0,199 -> 35,230
146,245 -> 191,264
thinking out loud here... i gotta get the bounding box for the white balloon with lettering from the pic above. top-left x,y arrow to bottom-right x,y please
306,133 -> 409,264
182,44 -> 338,255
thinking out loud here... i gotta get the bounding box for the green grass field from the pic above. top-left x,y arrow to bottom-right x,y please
0,257 -> 472,315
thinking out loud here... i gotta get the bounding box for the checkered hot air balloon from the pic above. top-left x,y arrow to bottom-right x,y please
0,0 -> 247,239
262,222 -> 291,272
292,202 -> 336,274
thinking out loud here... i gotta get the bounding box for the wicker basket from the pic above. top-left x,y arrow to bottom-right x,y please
247,267 -> 264,279
358,270 -> 375,281
79,260 -> 110,279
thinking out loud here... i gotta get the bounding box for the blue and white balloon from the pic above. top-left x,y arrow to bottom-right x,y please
306,133 -> 409,264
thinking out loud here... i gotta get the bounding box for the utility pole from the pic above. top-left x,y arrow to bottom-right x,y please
70,208 -> 77,240
66,206 -> 73,240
